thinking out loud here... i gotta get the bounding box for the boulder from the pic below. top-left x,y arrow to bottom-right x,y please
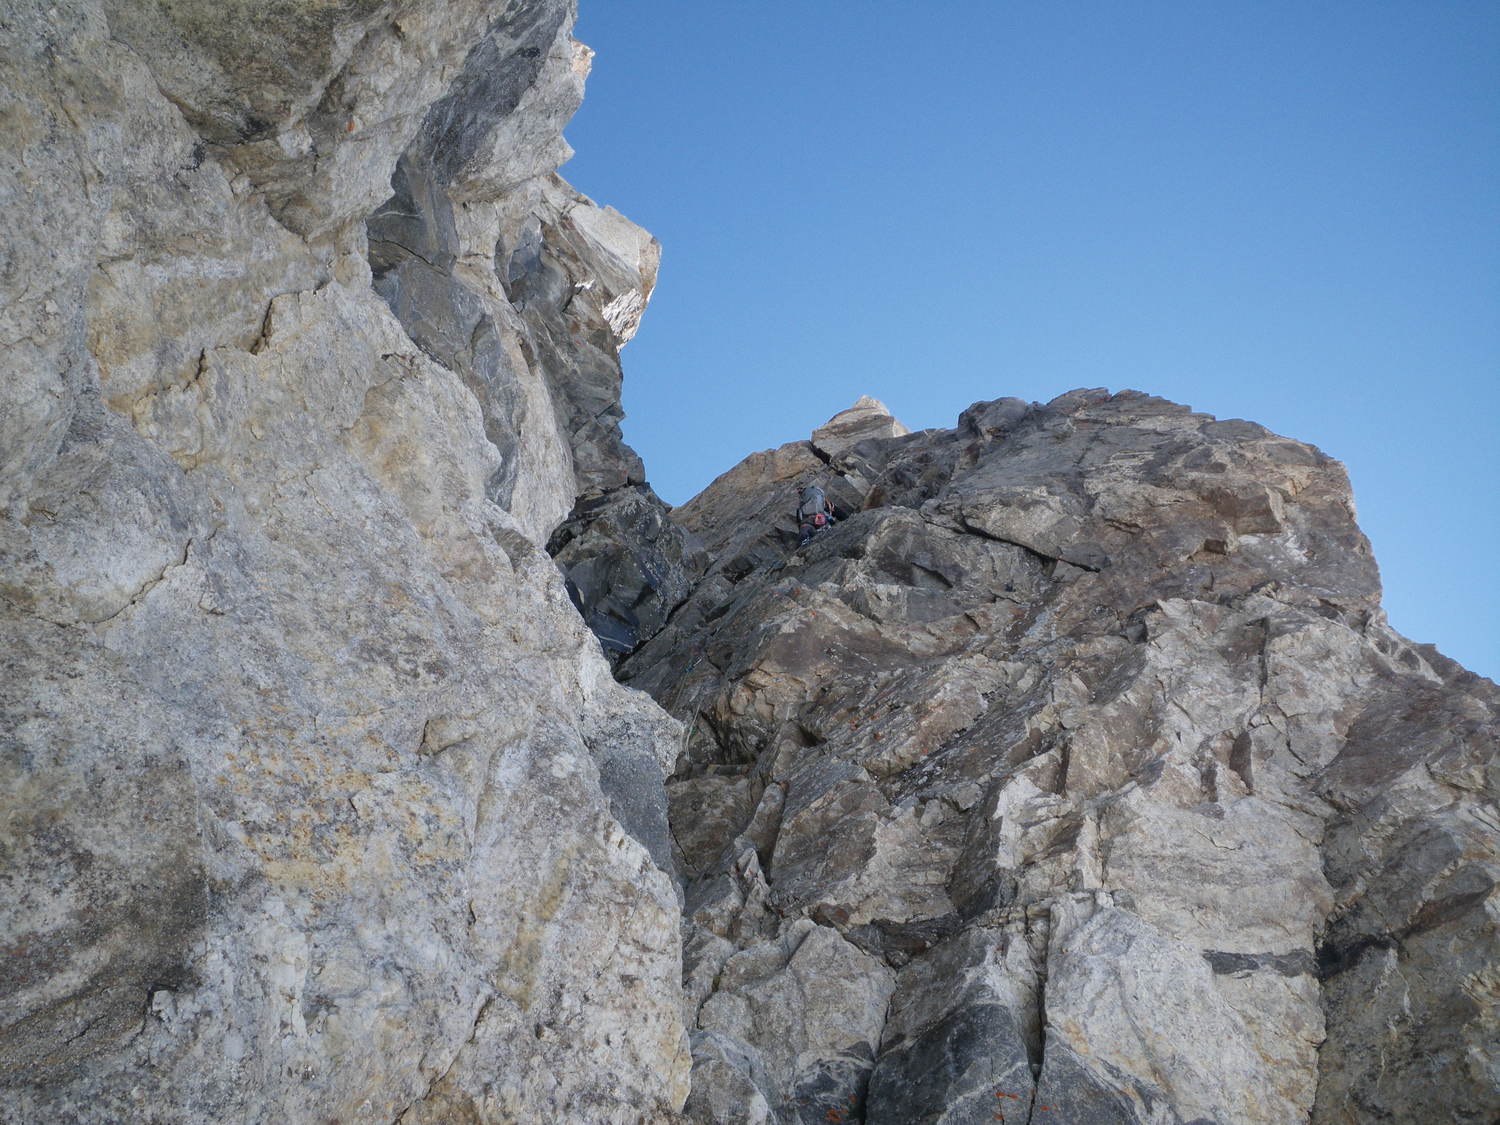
811,395 -> 912,459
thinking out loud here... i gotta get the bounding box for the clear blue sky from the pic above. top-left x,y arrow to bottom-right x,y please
563,1 -> 1499,681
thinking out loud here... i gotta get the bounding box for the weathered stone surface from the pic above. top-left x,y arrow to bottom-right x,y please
1036,895 -> 1301,1123
606,390 -> 1498,1122
811,395 -> 911,460
684,1030 -> 777,1124
694,919 -> 895,1124
369,98 -> 661,538
866,929 -> 1039,1125
1311,669 -> 1500,1123
8,0 -> 1499,1120
550,484 -> 708,662
1,1 -> 688,1122
105,0 -> 578,238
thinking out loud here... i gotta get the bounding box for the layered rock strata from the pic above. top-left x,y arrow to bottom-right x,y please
2,1 -> 688,1121
617,392 -> 1500,1124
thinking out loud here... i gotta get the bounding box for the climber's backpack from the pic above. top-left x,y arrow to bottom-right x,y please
796,485 -> 827,523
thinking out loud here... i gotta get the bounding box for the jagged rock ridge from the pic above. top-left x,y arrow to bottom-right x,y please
595,390 -> 1499,1124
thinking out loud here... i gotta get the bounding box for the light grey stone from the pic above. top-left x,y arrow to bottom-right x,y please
684,1030 -> 777,1124
7,2 -> 1499,1121
811,394 -> 911,460
695,920 -> 895,1121
0,2 -> 690,1121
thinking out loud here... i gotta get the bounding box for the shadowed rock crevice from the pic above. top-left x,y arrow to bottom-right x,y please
548,484 -> 708,663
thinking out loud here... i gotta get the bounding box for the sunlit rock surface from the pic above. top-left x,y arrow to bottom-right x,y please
811,395 -> 911,460
618,390 -> 1499,1124
5,0 -> 1497,1121
1,1 -> 687,1121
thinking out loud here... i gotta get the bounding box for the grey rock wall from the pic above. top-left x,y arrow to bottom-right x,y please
6,0 -> 1496,1121
1,1 -> 687,1121
549,484 -> 708,663
618,392 -> 1499,1124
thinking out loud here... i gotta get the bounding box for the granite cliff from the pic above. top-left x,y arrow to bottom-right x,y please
600,392 -> 1499,1124
2,2 -> 1496,1124
3,1 -> 684,1121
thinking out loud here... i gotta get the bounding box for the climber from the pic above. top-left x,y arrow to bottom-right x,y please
795,483 -> 836,546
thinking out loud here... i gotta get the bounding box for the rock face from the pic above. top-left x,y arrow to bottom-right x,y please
2,1 -> 688,1121
5,0 -> 1497,1121
617,390 -> 1500,1124
549,484 -> 709,662
810,393 -> 912,459
810,395 -> 911,460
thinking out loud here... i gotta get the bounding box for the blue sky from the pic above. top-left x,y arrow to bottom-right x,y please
563,1 -> 1499,680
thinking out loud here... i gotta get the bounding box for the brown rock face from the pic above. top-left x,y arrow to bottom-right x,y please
810,395 -> 911,459
616,389 -> 1499,1124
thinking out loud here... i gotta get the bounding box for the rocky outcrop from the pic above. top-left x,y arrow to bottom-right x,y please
811,395 -> 911,460
1,1 -> 687,1121
549,484 -> 708,661
6,0 -> 1497,1121
615,391 -> 1499,1124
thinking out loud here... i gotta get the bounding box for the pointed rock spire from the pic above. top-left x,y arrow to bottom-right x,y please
811,395 -> 911,458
